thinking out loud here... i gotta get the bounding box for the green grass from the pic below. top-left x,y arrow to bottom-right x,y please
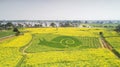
0,30 -> 15,38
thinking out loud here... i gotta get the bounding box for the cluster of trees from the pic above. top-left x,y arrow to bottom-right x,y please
93,25 -> 114,28
13,27 -> 20,36
27,22 -> 79,28
50,23 -> 57,27
0,22 -> 20,36
0,22 -> 13,30
59,22 -> 79,27
115,24 -> 120,32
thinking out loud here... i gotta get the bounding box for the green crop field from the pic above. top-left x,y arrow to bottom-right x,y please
0,28 -> 120,67
25,33 -> 101,53
105,37 -> 120,53
0,30 -> 15,38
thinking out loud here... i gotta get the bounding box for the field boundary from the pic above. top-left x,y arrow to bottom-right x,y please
16,34 -> 33,66
100,34 -> 120,58
20,34 -> 33,54
0,35 -> 15,42
15,55 -> 26,67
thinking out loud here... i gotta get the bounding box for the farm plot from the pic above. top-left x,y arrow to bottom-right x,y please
101,29 -> 120,53
0,33 -> 32,47
0,30 -> 15,38
20,48 -> 120,67
105,37 -> 120,53
0,28 -> 120,67
0,47 -> 22,67
25,33 -> 101,53
25,28 -> 104,37
0,33 -> 32,67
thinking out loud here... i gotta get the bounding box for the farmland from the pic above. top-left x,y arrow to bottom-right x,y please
0,30 -> 15,38
21,49 -> 120,67
106,37 -> 120,53
0,28 -> 120,67
25,33 -> 101,52
0,33 -> 32,67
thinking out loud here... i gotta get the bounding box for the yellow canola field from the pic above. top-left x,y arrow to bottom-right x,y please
106,37 -> 120,53
25,28 -> 105,37
0,33 -> 32,67
0,47 -> 22,67
0,33 -> 32,47
22,48 -> 120,67
0,28 -> 120,67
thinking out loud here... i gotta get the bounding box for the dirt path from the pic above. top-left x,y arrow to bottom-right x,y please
22,41 -> 32,55
16,34 -> 33,67
21,34 -> 33,55
100,35 -> 120,58
100,37 -> 113,50
0,35 -> 15,42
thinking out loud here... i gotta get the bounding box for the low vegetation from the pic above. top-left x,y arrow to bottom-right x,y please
0,30 -> 15,38
0,27 -> 120,67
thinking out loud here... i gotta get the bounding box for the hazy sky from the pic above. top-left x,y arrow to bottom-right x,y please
0,0 -> 120,20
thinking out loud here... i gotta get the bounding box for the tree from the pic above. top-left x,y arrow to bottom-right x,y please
59,23 -> 64,27
82,25 -> 87,27
13,27 -> 20,36
50,23 -> 57,27
5,22 -> 13,30
115,24 -> 120,32
99,32 -> 103,37
99,32 -> 103,35
18,23 -> 23,28
6,22 -> 13,27
64,22 -> 72,27
34,24 -> 39,27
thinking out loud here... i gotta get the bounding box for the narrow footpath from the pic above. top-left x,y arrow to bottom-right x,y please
100,34 -> 120,58
16,34 -> 33,67
0,35 -> 15,42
